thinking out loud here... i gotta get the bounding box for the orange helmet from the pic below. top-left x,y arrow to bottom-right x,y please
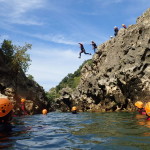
72,106 -> 77,111
135,101 -> 143,108
21,98 -> 26,103
42,109 -> 48,115
145,102 -> 150,116
0,98 -> 13,117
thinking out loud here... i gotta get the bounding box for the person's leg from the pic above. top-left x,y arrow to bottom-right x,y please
83,49 -> 91,55
79,51 -> 82,58
93,48 -> 96,53
84,51 -> 91,55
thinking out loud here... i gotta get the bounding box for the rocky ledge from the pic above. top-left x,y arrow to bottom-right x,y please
56,8 -> 150,112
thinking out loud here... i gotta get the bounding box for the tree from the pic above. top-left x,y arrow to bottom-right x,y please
0,40 -> 32,73
1,40 -> 14,63
12,43 -> 32,73
46,88 -> 58,102
1,40 -> 32,92
27,74 -> 34,81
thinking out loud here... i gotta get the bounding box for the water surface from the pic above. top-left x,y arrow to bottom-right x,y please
0,112 -> 150,150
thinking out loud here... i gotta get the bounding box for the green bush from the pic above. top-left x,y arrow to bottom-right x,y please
48,59 -> 93,100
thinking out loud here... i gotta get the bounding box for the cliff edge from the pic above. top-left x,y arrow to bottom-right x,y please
56,8 -> 150,112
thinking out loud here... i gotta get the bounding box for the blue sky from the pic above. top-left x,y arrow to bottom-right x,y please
0,0 -> 149,91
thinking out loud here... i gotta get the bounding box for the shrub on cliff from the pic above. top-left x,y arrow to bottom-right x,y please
55,60 -> 91,92
47,59 -> 92,101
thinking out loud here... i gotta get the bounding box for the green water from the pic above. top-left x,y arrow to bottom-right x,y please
0,112 -> 150,150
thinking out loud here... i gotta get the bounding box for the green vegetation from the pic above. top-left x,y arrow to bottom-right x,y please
87,59 -> 93,66
0,39 -> 32,90
55,59 -> 91,92
46,59 -> 93,101
12,43 -> 32,73
27,74 -> 35,81
0,40 -> 31,73
46,88 -> 58,102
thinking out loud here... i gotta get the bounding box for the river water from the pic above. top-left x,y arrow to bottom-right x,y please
0,112 -> 150,150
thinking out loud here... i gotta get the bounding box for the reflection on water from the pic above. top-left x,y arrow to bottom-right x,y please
0,112 -> 150,149
0,118 -> 31,150
0,125 -> 13,149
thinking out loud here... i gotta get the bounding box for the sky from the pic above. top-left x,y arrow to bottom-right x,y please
0,0 -> 150,91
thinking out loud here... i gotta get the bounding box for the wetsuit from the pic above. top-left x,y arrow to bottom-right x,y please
114,28 -> 119,36
91,42 -> 97,52
72,110 -> 77,114
147,116 -> 150,120
0,111 -> 12,124
138,108 -> 146,115
20,102 -> 28,115
79,43 -> 91,58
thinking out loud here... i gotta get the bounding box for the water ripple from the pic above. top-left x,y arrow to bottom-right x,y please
0,112 -> 150,149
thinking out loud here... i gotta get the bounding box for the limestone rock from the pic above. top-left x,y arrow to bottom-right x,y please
57,8 -> 150,112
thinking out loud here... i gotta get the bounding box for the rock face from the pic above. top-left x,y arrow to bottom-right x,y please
0,51 -> 51,115
57,8 -> 150,112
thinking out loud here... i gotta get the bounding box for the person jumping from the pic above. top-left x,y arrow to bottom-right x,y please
78,43 -> 91,58
91,41 -> 97,53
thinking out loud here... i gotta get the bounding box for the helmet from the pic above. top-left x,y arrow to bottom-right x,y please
42,109 -> 48,115
145,102 -> 150,116
122,24 -> 125,26
21,98 -> 26,103
72,106 -> 77,111
135,101 -> 143,108
114,26 -> 117,29
0,98 -> 13,117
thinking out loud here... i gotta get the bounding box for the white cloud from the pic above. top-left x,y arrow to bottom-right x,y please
0,0 -> 46,25
27,33 -> 77,45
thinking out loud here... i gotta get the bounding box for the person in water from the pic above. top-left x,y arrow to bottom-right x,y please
145,102 -> 150,120
114,26 -> 119,36
90,41 -> 97,53
78,43 -> 91,58
20,98 -> 28,115
71,106 -> 77,114
134,101 -> 146,115
42,109 -> 48,115
0,98 -> 13,124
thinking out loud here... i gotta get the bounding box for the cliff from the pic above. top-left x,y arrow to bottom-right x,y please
56,8 -> 150,112
0,50 -> 51,115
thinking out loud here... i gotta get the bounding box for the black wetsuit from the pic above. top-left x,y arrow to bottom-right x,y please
79,44 -> 91,58
92,42 -> 97,52
114,28 -> 119,36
